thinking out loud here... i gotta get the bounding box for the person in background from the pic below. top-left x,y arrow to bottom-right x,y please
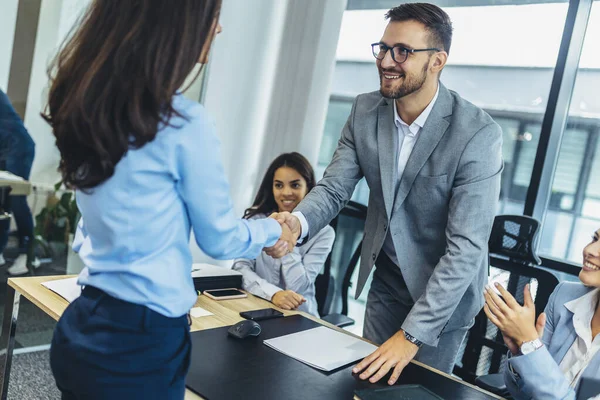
233,153 -> 335,317
42,1 -> 294,398
484,227 -> 600,400
0,88 -> 36,275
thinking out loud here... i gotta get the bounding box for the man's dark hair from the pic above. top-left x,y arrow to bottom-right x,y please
385,3 -> 453,55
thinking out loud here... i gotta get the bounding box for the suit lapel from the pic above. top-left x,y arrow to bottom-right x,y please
555,308 -> 580,364
377,99 -> 398,219
393,84 -> 452,211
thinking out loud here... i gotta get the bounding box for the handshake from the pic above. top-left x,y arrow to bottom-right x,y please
263,212 -> 302,258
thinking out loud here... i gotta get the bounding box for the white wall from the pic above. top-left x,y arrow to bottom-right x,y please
0,0 -> 19,90
256,0 -> 347,177
203,0 -> 289,216
6,0 -> 41,117
192,0 -> 346,265
23,0 -> 91,188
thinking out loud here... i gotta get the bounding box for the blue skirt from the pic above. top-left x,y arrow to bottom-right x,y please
50,286 -> 191,399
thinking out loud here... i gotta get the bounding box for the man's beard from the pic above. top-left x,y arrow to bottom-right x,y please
379,62 -> 429,99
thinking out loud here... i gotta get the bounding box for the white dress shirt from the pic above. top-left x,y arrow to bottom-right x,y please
559,287 -> 600,388
232,214 -> 335,317
295,85 -> 440,247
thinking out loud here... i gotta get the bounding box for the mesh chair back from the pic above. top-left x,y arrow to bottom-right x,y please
315,201 -> 367,317
488,215 -> 542,265
455,215 -> 559,384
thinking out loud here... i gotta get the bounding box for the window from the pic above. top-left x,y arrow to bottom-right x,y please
539,1 -> 600,263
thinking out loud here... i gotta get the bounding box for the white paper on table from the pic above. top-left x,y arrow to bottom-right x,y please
42,277 -> 82,303
189,306 -> 213,318
263,326 -> 378,371
0,171 -> 24,181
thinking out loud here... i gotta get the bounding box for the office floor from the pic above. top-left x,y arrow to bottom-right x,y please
0,238 -> 67,399
8,350 -> 60,399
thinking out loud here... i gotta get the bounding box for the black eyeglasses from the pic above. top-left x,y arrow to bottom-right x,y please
371,42 -> 440,64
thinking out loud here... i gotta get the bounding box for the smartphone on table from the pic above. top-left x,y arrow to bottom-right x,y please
203,288 -> 247,300
239,308 -> 284,321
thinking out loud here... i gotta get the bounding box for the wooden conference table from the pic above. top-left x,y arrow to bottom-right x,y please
0,276 -> 503,400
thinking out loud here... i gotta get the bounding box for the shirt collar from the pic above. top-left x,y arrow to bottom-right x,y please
565,287 -> 599,316
393,85 -> 440,137
565,287 -> 600,345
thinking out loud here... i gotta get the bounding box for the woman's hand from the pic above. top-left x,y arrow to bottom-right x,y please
271,290 -> 306,310
264,213 -> 297,259
483,283 -> 546,351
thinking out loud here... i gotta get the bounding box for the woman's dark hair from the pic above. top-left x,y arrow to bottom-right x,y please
244,152 -> 316,219
42,0 -> 222,189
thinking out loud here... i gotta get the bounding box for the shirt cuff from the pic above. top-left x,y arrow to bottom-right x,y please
400,318 -> 435,347
261,282 -> 283,301
506,350 -> 521,379
292,211 -> 309,241
263,217 -> 283,247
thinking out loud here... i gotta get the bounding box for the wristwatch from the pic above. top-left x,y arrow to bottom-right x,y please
403,331 -> 423,348
520,338 -> 543,355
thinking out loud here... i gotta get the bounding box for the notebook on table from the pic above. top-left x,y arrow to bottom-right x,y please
191,263 -> 243,292
354,384 -> 445,400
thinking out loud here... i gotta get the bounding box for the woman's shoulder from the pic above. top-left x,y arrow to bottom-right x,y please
172,94 -> 208,118
550,281 -> 594,306
166,95 -> 215,137
153,96 -> 220,166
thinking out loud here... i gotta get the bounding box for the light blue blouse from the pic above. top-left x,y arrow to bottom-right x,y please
73,95 -> 282,317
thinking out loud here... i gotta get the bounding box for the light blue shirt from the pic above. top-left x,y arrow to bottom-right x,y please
73,95 -> 282,318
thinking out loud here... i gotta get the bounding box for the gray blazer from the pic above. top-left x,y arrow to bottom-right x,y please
504,282 -> 600,400
295,82 -> 502,345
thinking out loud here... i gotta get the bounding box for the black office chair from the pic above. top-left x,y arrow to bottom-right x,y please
316,201 -> 367,328
315,231 -> 336,318
320,240 -> 363,328
454,215 -> 559,397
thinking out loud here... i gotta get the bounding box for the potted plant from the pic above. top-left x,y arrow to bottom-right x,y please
34,181 -> 83,273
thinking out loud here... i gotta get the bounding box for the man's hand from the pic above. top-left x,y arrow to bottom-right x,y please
499,312 -> 545,355
352,330 -> 419,385
270,212 -> 301,241
271,290 -> 306,310
483,283 -> 545,348
263,221 -> 295,259
264,212 -> 301,259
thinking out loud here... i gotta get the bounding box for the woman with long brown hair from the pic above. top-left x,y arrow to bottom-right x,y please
233,153 -> 335,317
43,1 -> 293,398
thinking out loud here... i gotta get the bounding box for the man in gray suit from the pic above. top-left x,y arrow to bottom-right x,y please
269,3 -> 502,385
